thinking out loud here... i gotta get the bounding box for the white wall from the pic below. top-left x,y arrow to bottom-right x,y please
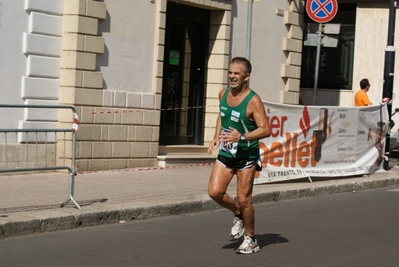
0,0 -> 29,129
353,2 -> 399,131
97,0 -> 156,94
353,2 -> 399,106
0,0 -> 64,142
230,0 -> 290,103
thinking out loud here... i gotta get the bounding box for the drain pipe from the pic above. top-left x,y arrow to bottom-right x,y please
383,0 -> 397,170
246,0 -> 253,61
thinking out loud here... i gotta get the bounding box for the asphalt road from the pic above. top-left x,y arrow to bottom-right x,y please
1,185 -> 399,267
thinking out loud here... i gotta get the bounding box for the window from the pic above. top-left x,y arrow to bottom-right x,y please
300,4 -> 356,90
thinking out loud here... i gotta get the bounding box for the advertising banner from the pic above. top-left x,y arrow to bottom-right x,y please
254,102 -> 389,184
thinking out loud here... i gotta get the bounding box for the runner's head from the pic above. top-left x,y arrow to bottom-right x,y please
229,57 -> 251,89
230,57 -> 252,75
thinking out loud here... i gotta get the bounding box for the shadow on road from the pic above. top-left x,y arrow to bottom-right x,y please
222,233 -> 289,250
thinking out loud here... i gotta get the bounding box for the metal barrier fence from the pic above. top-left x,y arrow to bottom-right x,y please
0,104 -> 81,209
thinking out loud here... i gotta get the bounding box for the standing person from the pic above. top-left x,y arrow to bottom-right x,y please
355,79 -> 372,106
207,57 -> 270,254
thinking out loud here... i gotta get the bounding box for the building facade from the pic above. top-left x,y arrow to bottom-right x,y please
0,0 -> 398,171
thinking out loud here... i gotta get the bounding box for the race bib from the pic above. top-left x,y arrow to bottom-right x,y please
219,127 -> 238,158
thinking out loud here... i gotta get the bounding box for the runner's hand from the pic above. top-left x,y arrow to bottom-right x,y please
208,138 -> 220,155
219,127 -> 240,146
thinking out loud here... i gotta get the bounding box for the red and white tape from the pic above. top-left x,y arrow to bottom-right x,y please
72,113 -> 79,132
81,105 -> 218,116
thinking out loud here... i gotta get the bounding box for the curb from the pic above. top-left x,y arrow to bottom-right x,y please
1,177 -> 399,239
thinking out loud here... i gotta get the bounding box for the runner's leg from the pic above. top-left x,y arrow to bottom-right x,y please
208,161 -> 240,214
236,164 -> 257,237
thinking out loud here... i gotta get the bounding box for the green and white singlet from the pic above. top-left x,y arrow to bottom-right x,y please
219,87 -> 260,159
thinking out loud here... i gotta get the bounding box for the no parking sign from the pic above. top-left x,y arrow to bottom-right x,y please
306,0 -> 338,23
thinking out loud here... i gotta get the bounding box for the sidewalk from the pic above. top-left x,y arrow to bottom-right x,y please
1,162 -> 399,238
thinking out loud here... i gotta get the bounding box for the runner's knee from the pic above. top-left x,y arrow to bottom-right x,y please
237,194 -> 252,208
208,186 -> 225,201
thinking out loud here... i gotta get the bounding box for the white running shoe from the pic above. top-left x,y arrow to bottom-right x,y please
236,235 -> 260,254
230,216 -> 245,239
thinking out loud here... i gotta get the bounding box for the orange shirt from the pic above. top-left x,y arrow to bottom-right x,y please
354,90 -> 371,106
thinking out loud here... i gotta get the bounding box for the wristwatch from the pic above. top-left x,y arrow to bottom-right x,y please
240,134 -> 246,142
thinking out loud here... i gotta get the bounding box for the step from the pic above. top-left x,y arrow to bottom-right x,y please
157,154 -> 216,168
158,145 -> 208,155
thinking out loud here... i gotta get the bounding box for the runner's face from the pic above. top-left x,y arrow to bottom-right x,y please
228,63 -> 249,89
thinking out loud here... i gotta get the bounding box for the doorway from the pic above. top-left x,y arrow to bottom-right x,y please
159,3 -> 210,145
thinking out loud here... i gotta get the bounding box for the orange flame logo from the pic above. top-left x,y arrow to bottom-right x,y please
299,105 -> 310,138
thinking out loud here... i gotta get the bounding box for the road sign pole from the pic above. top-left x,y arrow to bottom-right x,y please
306,0 -> 338,105
313,23 -> 322,105
246,0 -> 253,61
